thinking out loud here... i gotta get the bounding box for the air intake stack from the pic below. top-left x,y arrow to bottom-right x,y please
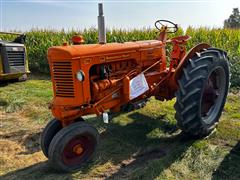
98,3 -> 106,44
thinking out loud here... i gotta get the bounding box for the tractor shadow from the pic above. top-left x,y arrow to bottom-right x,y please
81,112 -> 194,179
0,162 -> 74,180
0,79 -> 19,87
212,141 -> 240,180
1,111 -> 194,179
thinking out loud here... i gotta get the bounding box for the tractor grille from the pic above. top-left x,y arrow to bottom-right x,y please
52,62 -> 75,98
7,51 -> 25,67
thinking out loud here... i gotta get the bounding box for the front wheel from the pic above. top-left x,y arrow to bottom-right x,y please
48,121 -> 99,172
18,74 -> 28,81
40,118 -> 62,157
174,48 -> 229,137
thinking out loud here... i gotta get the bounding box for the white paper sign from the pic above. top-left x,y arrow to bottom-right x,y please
130,73 -> 149,100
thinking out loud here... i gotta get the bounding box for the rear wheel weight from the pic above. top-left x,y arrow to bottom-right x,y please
174,48 -> 229,137
48,121 -> 99,172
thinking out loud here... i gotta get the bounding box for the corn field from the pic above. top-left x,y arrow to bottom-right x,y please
0,27 -> 240,86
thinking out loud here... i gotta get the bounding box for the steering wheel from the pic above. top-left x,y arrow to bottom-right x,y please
155,20 -> 178,33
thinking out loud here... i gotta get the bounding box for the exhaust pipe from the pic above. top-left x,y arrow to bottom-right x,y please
98,3 -> 106,44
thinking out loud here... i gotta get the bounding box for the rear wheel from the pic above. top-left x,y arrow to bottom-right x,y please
48,121 -> 99,172
174,48 -> 229,137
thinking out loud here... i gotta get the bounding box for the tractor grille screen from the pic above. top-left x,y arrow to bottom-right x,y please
52,61 -> 75,98
7,50 -> 25,66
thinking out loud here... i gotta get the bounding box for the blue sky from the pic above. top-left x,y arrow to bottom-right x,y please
0,0 -> 239,31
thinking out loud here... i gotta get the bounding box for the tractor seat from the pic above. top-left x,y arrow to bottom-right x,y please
170,35 -> 191,44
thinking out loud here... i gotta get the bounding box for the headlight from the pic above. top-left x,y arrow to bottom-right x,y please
76,70 -> 85,81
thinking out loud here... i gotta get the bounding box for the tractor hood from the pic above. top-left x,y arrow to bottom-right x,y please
48,40 -> 162,60
0,40 -> 24,47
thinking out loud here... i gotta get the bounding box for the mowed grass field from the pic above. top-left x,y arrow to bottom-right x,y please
0,77 -> 239,180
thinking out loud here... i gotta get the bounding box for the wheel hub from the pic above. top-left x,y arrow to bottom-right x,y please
200,66 -> 227,124
73,144 -> 84,155
62,135 -> 95,166
201,74 -> 219,117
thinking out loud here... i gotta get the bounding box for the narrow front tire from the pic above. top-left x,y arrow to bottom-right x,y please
48,121 -> 99,172
40,119 -> 62,157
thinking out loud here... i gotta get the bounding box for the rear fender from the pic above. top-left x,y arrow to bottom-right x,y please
174,43 -> 211,82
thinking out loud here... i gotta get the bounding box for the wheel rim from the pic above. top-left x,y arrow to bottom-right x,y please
200,66 -> 227,124
62,134 -> 95,166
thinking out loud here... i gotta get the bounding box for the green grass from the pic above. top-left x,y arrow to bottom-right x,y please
0,78 -> 239,179
0,78 -> 52,123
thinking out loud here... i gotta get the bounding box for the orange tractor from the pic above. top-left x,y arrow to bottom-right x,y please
41,4 -> 229,172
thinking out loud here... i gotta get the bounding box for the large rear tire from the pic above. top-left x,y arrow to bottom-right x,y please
174,48 -> 229,137
48,121 -> 99,172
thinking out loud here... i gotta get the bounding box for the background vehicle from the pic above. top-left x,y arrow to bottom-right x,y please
41,3 -> 230,172
0,32 -> 30,81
